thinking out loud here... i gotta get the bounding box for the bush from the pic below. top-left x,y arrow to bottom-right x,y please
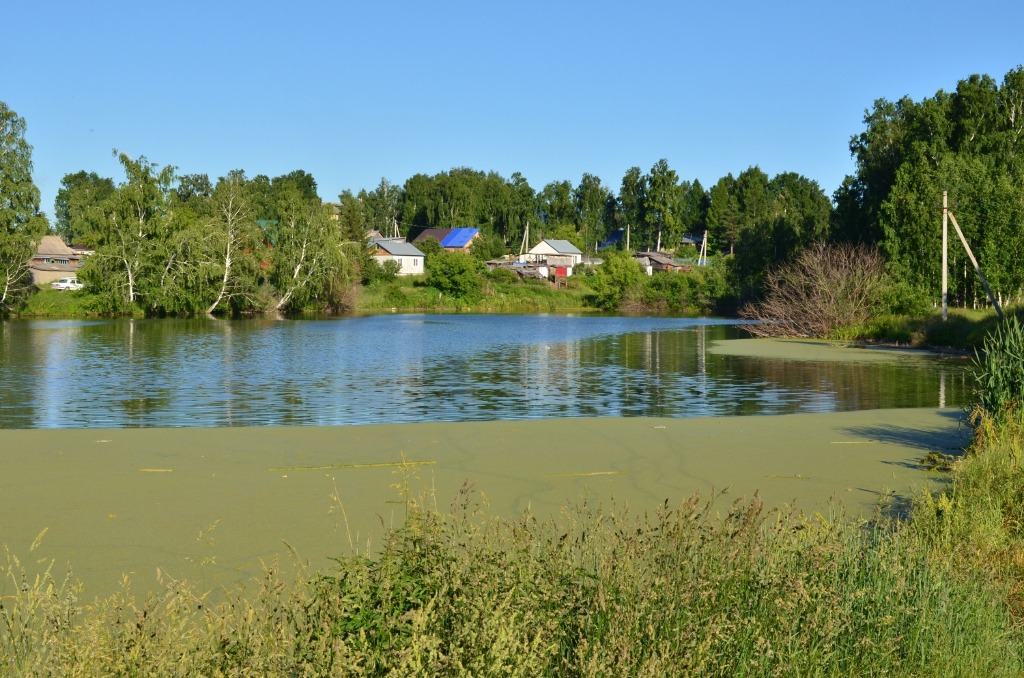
590,250 -> 645,310
487,266 -> 517,284
740,242 -> 886,338
424,250 -> 485,301
362,257 -> 400,285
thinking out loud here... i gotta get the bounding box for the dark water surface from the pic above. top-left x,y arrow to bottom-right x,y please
0,315 -> 970,429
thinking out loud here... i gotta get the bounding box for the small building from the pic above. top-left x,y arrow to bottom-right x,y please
369,239 -> 425,276
29,235 -> 84,285
520,240 -> 584,273
486,260 -> 548,280
633,251 -> 692,275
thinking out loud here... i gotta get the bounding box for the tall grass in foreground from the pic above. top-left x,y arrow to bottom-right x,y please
3,476 -> 1022,675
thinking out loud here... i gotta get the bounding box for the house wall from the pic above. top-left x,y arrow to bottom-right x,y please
375,254 -> 424,276
31,269 -> 78,285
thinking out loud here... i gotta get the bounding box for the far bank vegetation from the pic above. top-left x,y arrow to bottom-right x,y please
6,67 -> 1024,334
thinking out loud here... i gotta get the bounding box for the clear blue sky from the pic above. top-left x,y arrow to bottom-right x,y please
7,0 -> 1024,220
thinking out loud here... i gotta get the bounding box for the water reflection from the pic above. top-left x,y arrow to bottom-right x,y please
0,315 -> 970,429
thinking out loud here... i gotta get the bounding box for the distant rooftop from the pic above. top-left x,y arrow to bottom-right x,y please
440,227 -> 480,249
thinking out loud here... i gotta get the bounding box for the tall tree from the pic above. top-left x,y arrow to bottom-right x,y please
538,180 -> 575,233
644,159 -> 683,251
53,171 -> 115,247
706,174 -> 739,254
0,101 -> 47,313
80,152 -> 177,310
363,177 -> 402,237
617,166 -> 646,251
204,170 -> 262,315
272,170 -> 320,204
271,187 -> 353,312
337,189 -> 369,243
505,172 -> 537,251
573,173 -> 610,255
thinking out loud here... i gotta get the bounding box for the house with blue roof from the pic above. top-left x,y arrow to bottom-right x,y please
439,227 -> 480,252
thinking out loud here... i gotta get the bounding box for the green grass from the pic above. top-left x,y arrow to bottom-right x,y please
18,287 -> 96,317
355,274 -> 597,314
837,307 -> 1017,351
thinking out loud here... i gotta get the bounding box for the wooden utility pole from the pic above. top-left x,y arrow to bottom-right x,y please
942,191 -> 948,321
947,210 -> 1004,319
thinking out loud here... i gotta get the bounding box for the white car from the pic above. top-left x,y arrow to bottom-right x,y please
50,277 -> 84,291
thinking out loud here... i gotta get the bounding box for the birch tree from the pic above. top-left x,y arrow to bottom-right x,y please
83,152 -> 176,310
205,171 -> 261,315
0,101 -> 47,314
271,187 -> 353,312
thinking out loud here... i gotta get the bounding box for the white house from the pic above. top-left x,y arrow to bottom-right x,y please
520,239 -> 583,270
369,239 -> 425,276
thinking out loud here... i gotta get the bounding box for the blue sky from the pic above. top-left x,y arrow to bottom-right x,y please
7,1 -> 1024,219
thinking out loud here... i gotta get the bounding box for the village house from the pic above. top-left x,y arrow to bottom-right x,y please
28,234 -> 85,285
520,239 -> 583,276
410,227 -> 481,253
633,251 -> 692,275
369,239 -> 425,276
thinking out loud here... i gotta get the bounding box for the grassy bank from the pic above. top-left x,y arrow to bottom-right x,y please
17,288 -> 101,318
356,275 -> 597,314
4,415 -> 1024,674
839,307 -> 1018,352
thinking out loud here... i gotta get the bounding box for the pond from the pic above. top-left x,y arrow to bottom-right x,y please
0,314 -> 971,429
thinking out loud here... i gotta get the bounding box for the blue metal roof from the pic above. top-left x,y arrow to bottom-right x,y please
440,227 -> 479,249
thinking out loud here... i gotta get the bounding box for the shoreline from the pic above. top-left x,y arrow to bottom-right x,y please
0,408 -> 969,598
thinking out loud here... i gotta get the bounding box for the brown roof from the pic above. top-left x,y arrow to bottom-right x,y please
35,235 -> 76,257
411,228 -> 452,244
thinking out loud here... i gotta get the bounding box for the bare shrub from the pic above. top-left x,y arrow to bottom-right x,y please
740,242 -> 886,338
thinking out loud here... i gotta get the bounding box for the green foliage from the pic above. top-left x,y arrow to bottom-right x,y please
53,170 -> 115,247
468,230 -> 507,261
270,200 -> 354,313
876,277 -> 931,316
590,250 -> 645,310
400,169 -> 536,248
728,168 -> 832,296
362,256 -> 401,285
424,250 -> 485,301
79,152 -> 177,309
846,67 -> 1024,309
0,101 -> 46,315
416,237 -> 443,267
487,266 -> 517,284
973,315 -> 1024,424
18,287 -> 94,317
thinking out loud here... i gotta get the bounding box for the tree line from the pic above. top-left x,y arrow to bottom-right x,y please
3,64 -> 1024,317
